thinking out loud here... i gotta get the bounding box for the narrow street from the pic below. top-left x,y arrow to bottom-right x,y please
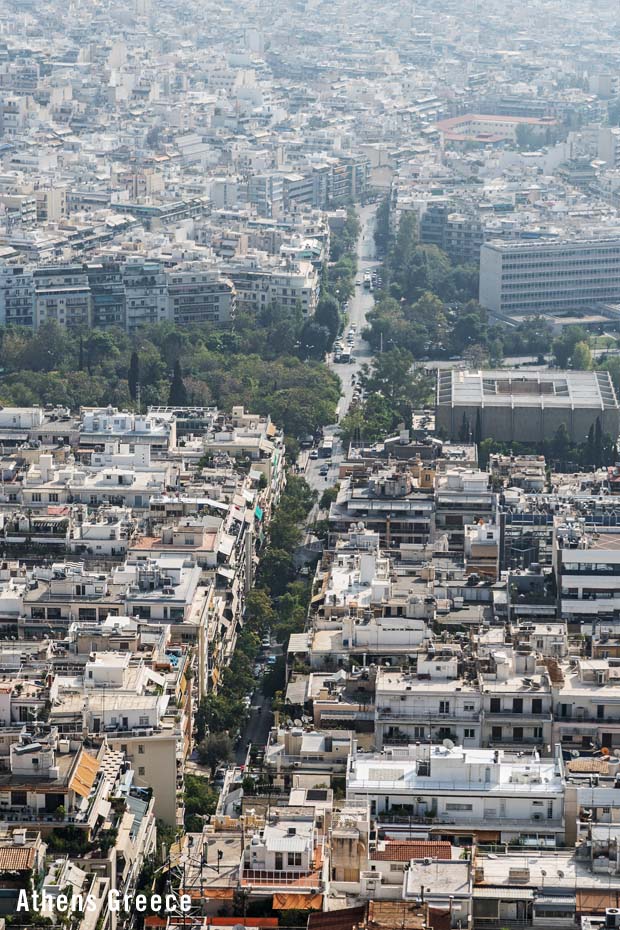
237,205 -> 380,761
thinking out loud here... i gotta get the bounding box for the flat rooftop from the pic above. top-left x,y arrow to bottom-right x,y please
438,369 -> 618,410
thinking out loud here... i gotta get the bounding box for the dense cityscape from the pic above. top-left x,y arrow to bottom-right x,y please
4,1 -> 620,930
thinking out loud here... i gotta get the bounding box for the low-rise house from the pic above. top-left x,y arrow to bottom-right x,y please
265,728 -> 354,784
239,807 -> 325,905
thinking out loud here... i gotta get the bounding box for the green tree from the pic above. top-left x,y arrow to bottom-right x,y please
168,359 -> 188,405
197,733 -> 234,775
571,340 -> 592,370
474,409 -> 483,446
201,692 -> 245,733
194,697 -> 209,743
128,349 -> 140,402
315,295 -> 340,342
551,422 -> 571,461
552,327 -> 589,368
601,355 -> 620,394
258,548 -> 294,596
184,774 -> 219,832
245,588 -> 276,634
595,416 -> 603,466
319,485 -> 339,509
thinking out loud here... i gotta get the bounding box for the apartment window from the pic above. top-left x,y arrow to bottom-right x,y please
139,716 -> 149,726
32,492 -> 41,502
513,698 -> 523,714
446,803 -> 473,811
138,767 -> 145,776
464,703 -> 475,712
439,701 -> 450,715
490,698 -> 501,713
513,727 -> 523,741
464,728 -> 475,739
138,744 -> 145,754
492,726 -> 502,741
532,698 -> 543,715
287,852 -> 302,867
534,727 -> 543,740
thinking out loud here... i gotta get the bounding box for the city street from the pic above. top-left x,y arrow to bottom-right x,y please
239,207 -> 381,758
304,203 -> 380,495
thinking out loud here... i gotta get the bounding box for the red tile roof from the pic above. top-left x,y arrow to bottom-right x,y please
372,841 -> 452,862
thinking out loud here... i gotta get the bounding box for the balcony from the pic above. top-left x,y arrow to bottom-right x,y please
376,812 -> 562,831
556,712 -> 620,724
509,590 -> 556,605
377,709 -> 480,723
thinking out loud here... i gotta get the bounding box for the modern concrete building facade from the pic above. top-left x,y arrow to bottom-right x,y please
436,368 -> 620,443
479,236 -> 620,315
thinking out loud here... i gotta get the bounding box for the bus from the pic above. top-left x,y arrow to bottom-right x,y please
319,437 -> 334,458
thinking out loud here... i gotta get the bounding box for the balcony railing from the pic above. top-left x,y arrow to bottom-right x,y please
556,713 -> 620,724
239,866 -> 322,890
377,709 -> 480,722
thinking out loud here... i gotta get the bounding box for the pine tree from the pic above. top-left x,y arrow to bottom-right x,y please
458,412 -> 470,443
551,423 -> 571,463
585,424 -> 595,467
128,350 -> 140,402
168,359 -> 188,406
474,409 -> 482,447
595,416 -> 603,468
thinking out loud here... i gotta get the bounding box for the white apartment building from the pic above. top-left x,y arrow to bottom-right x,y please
346,742 -> 566,846
374,659 -> 483,749
479,649 -> 553,751
122,260 -> 169,332
225,256 -> 319,316
80,408 -> 176,452
167,265 -> 236,325
479,236 -> 620,315
435,469 -> 495,551
552,657 -> 620,752
554,525 -> 620,629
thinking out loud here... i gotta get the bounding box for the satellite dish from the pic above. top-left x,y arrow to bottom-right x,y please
443,739 -> 455,751
613,750 -> 620,759
293,719 -> 302,727
571,750 -> 580,758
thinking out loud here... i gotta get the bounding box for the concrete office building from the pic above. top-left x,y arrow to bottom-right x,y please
479,236 -> 620,316
436,368 -> 620,444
